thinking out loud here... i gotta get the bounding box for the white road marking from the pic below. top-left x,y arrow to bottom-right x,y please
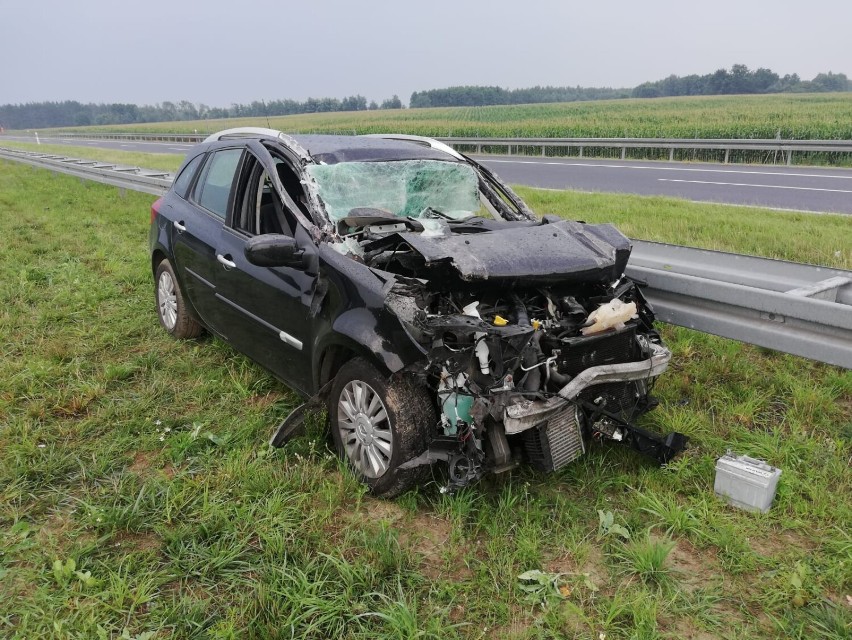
657,178 -> 852,193
480,158 -> 852,180
530,187 -> 841,216
168,147 -> 189,151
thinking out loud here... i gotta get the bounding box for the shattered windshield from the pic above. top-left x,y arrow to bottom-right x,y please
306,159 -> 480,222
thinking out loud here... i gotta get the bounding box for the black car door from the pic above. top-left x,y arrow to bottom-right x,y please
211,144 -> 318,393
171,147 -> 244,335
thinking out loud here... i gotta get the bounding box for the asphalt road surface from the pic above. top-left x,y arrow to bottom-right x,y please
4,136 -> 852,215
473,156 -> 852,215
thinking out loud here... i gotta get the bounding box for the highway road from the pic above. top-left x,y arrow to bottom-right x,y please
4,135 -> 852,215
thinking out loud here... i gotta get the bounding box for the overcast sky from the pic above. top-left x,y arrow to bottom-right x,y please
2,0 -> 850,106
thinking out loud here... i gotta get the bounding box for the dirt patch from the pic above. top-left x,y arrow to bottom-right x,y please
128,450 -> 155,474
667,539 -> 722,593
486,616 -> 533,639
666,618 -> 725,640
357,501 -> 469,582
35,510 -> 78,548
748,530 -> 816,558
361,498 -> 407,523
402,511 -> 464,581
543,544 -> 609,592
112,530 -> 161,554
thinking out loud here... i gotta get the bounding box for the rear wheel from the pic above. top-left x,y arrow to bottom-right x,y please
329,358 -> 435,498
154,260 -> 203,339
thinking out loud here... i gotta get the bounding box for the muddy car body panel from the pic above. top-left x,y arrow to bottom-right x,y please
150,129 -> 686,496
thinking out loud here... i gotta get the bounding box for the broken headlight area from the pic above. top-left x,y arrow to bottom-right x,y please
395,282 -> 687,492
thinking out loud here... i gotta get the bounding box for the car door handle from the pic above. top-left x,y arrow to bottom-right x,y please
173,220 -> 187,232
216,254 -> 236,269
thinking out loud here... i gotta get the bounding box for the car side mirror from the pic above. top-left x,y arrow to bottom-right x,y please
244,234 -> 304,268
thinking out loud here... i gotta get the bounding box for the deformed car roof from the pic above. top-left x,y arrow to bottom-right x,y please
289,134 -> 458,165
204,128 -> 461,165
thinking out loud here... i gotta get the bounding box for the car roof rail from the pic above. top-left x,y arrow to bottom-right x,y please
203,127 -> 286,143
361,133 -> 464,160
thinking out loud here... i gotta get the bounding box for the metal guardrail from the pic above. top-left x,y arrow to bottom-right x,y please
11,132 -> 852,165
441,137 -> 852,165
0,147 -> 172,196
628,242 -> 852,368
44,132 -> 205,143
1,145 -> 850,368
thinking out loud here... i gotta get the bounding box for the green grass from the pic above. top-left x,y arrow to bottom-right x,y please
1,160 -> 850,639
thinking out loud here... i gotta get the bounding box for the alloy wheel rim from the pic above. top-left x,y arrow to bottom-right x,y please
157,271 -> 178,330
337,380 -> 393,478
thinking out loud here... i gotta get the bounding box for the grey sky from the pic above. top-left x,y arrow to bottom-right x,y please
1,0 -> 850,106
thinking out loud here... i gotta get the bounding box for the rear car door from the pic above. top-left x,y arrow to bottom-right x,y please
171,147 -> 244,335
212,144 -> 318,392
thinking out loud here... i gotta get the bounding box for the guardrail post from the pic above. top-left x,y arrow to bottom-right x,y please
541,145 -> 546,157
724,148 -> 730,164
787,150 -> 793,166
507,144 -> 512,155
669,148 -> 674,161
476,144 -> 481,154
578,146 -> 583,158
621,146 -> 626,160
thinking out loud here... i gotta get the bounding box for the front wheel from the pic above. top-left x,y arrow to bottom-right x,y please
329,358 -> 436,498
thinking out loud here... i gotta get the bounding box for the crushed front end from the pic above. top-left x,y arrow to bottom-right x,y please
371,218 -> 688,491
309,151 -> 687,490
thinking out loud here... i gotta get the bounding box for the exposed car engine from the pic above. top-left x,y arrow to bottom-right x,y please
340,212 -> 687,491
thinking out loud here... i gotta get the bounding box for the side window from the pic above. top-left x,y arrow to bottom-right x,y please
195,148 -> 243,219
172,153 -> 205,199
232,154 -> 299,237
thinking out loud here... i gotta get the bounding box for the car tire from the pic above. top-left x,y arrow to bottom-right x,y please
154,259 -> 203,339
329,357 -> 436,498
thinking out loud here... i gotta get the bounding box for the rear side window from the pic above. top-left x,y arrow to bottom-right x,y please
196,149 -> 243,218
172,153 -> 205,199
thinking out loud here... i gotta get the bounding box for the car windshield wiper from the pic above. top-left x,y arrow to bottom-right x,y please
420,207 -> 474,222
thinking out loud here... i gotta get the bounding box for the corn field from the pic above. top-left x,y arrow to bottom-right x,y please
59,93 -> 852,141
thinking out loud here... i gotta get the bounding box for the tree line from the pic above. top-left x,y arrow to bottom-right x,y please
1,65 -> 849,130
409,85 -> 629,108
632,65 -> 851,98
0,95 -> 404,131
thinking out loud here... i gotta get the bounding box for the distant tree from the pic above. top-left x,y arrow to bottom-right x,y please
341,95 -> 368,111
810,72 -> 851,92
368,100 -> 379,110
380,95 -> 403,109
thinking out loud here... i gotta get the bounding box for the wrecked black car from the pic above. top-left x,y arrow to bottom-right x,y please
149,128 -> 685,497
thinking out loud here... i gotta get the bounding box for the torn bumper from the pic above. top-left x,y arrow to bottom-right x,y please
504,343 -> 672,435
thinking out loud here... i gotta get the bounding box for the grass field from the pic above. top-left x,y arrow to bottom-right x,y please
1,159 -> 850,639
36,93 -> 852,141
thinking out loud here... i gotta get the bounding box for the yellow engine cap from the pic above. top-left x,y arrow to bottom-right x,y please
493,315 -> 509,326
532,319 -> 542,330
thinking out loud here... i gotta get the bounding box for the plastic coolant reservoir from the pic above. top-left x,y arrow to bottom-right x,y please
441,393 -> 474,435
581,299 -> 638,335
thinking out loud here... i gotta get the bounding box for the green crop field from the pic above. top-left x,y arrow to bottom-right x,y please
40,93 -> 852,141
1,157 -> 850,639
